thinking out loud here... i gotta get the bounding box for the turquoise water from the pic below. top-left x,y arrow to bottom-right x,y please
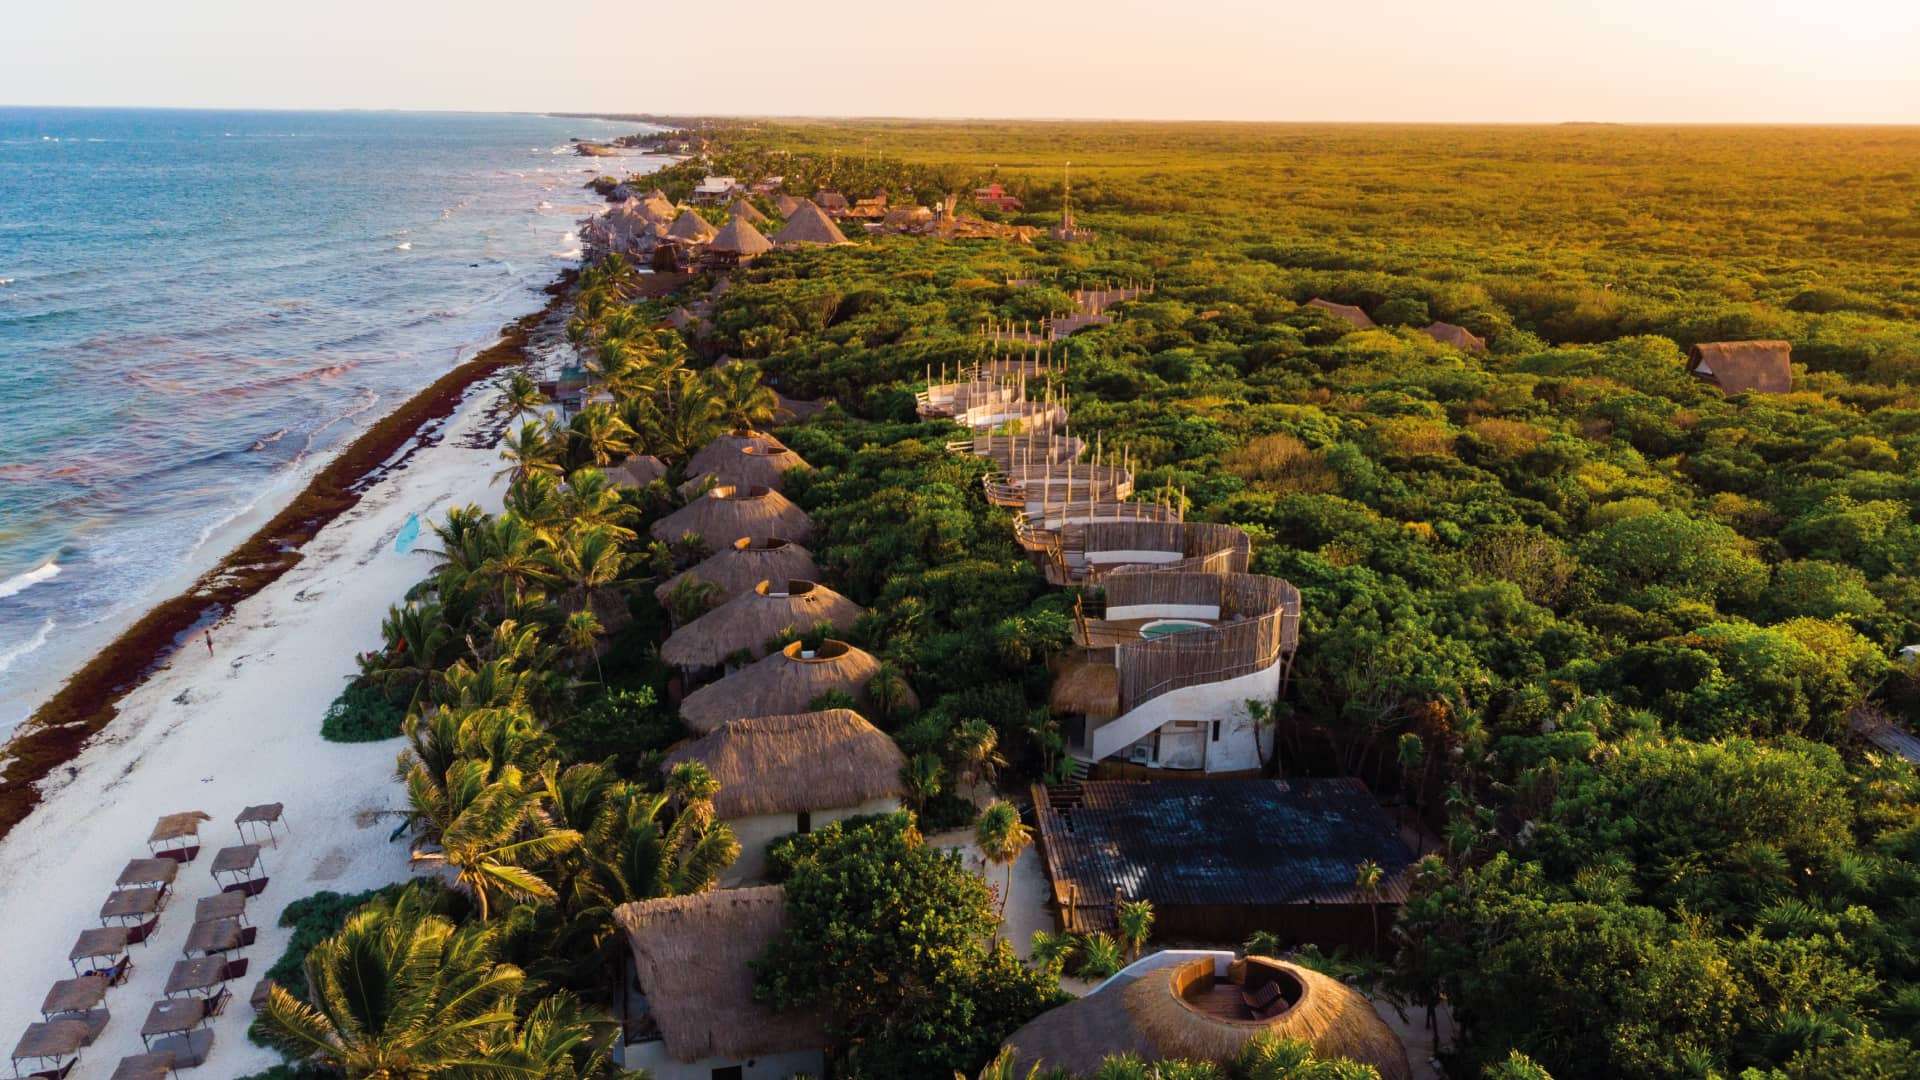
0,107 -> 660,727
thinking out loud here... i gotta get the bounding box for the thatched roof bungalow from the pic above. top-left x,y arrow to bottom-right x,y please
1001,952 -> 1410,1080
679,442 -> 810,497
655,537 -> 822,605
613,887 -> 827,1076
663,710 -> 907,882
1687,340 -> 1792,395
1307,298 -> 1375,330
1423,321 -> 1487,351
607,454 -> 668,489
727,198 -> 769,225
678,639 -> 915,734
687,432 -> 788,477
773,193 -> 805,218
813,190 -> 850,216
648,485 -> 813,549
666,210 -> 718,245
773,202 -> 850,246
660,579 -> 866,670
707,216 -> 774,266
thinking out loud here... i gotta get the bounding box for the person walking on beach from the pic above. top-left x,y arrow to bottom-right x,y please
204,629 -> 214,657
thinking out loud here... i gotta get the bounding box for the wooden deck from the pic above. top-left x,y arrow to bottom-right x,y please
1183,982 -> 1258,1021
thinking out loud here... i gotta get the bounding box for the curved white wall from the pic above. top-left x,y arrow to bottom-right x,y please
1085,661 -> 1280,772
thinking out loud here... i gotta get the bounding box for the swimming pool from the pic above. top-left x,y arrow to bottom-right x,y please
1139,619 -> 1209,641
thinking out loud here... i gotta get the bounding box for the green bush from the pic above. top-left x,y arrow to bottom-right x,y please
318,678 -> 406,742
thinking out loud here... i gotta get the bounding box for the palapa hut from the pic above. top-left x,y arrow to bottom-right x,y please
1050,658 -> 1121,722
687,431 -> 788,477
648,485 -> 812,549
679,441 -> 810,497
773,193 -> 804,218
812,190 -> 850,216
656,537 -> 821,605
726,197 -> 769,225
665,209 -> 718,246
1423,321 -> 1487,351
773,201 -> 850,247
607,454 -> 668,489
1001,952 -> 1410,1080
678,639 -> 915,733
636,192 -> 677,224
663,710 -> 906,881
706,216 -> 774,266
613,887 -> 827,1079
660,579 -> 866,671
1687,340 -> 1792,395
1306,298 -> 1376,330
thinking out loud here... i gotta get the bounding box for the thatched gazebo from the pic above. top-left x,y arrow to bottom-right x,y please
613,887 -> 827,1069
687,432 -> 788,477
773,193 -> 805,218
708,216 -> 775,265
773,201 -> 850,246
1306,298 -> 1376,330
667,210 -> 719,245
1687,340 -> 1792,395
607,454 -> 668,489
678,639 -> 914,733
661,579 -> 866,670
727,198 -> 770,225
664,710 -> 905,822
679,442 -> 810,497
649,485 -> 813,549
656,537 -> 822,604
1001,954 -> 1410,1080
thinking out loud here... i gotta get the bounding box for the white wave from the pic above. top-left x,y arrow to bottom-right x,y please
0,561 -> 60,600
0,278 -> 13,287
395,242 -> 412,251
0,617 -> 55,677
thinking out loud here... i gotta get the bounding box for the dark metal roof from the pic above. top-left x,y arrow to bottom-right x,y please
1035,779 -> 1414,915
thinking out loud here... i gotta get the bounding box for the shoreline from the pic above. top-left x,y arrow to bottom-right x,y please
0,272 -> 576,842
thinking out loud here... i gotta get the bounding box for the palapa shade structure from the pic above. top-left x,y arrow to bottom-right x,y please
1002,955 -> 1410,1080
12,1019 -> 91,1064
148,811 -> 209,846
663,709 -> 906,819
1688,340 -> 1792,395
727,197 -> 770,225
667,209 -> 719,245
708,216 -> 775,262
613,887 -> 826,1064
1423,321 -> 1487,351
1307,297 -> 1376,330
661,579 -> 866,669
687,432 -> 788,478
1049,659 -> 1121,720
637,193 -> 676,223
608,454 -> 668,489
679,443 -> 810,497
655,537 -> 822,604
648,485 -> 813,549
111,1054 -> 178,1080
772,201 -> 850,246
678,639 -> 914,733
41,976 -> 107,1019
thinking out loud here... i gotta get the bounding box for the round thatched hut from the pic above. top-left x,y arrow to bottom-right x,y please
678,639 -> 915,734
773,193 -> 804,218
667,209 -> 719,245
661,579 -> 866,670
709,216 -> 775,265
649,486 -> 813,549
608,454 -> 668,489
687,432 -> 789,478
772,201 -> 850,246
656,537 -> 822,605
679,443 -> 810,497
1001,954 -> 1409,1080
727,197 -> 770,226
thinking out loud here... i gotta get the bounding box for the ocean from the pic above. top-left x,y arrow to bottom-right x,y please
0,107 -> 663,731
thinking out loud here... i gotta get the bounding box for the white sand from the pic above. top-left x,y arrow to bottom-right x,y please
0,383 -> 509,1078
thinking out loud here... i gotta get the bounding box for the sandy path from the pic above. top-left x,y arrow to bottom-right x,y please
0,384 -> 507,1078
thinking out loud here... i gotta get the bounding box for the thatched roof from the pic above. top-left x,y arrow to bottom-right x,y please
1004,955 -> 1410,1080
773,193 -> 805,218
649,485 -> 813,549
149,810 -> 210,844
41,976 -> 107,1017
607,454 -> 668,488
680,443 -> 811,497
667,210 -> 718,244
687,432 -> 788,477
637,193 -> 676,223
679,639 -> 915,733
1307,298 -> 1376,330
661,579 -> 866,669
614,887 -> 826,1064
774,202 -> 850,246
663,710 -> 906,818
813,190 -> 850,212
12,1020 -> 90,1061
1688,340 -> 1792,395
656,537 -> 822,604
728,198 -> 770,225
1423,321 -> 1486,351
710,216 -> 774,259
1050,659 -> 1120,719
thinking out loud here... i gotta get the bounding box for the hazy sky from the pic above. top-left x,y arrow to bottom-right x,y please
5,0 -> 1918,123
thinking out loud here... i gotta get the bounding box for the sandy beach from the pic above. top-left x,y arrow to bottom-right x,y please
0,377 -> 511,1077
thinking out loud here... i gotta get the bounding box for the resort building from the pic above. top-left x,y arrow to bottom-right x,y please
1423,321 -> 1487,351
648,485 -> 814,550
812,190 -> 850,216
1307,297 -> 1376,330
749,176 -> 784,195
706,216 -> 774,268
662,710 -> 906,883
607,454 -> 668,489
1000,950 -> 1411,1080
665,209 -> 719,247
678,438 -> 809,497
613,888 -> 827,1079
772,202 -> 850,246
1688,340 -> 1793,395
656,537 -> 822,606
678,639 -> 915,734
772,193 -> 804,218
1031,779 -> 1415,949
660,578 -> 866,674
691,176 -> 740,204
974,182 -> 1023,211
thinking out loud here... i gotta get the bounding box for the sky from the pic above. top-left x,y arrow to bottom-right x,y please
4,0 -> 1918,123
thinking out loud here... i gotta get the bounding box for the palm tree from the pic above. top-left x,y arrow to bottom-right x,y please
974,799 -> 1032,928
967,1047 -> 1047,1080
258,884 -> 526,1075
502,472 -> 566,534
503,370 -> 548,421
558,468 -> 637,541
362,601 -> 452,712
951,718 -> 1007,794
563,609 -> 604,685
900,753 -> 944,817
1027,929 -> 1077,976
496,420 -> 561,486
1355,859 -> 1385,955
568,403 -> 636,468
488,991 -> 615,1076
423,766 -> 583,921
478,517 -> 557,609
707,360 -> 779,434
1115,897 -> 1155,963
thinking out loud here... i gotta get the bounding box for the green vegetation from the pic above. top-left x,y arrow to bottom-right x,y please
318,679 -> 406,742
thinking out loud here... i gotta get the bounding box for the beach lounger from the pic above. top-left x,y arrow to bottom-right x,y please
1239,979 -> 1282,1013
